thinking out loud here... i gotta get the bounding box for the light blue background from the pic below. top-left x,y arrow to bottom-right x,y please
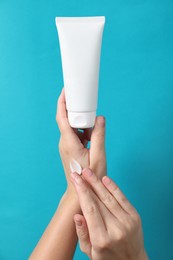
0,0 -> 173,259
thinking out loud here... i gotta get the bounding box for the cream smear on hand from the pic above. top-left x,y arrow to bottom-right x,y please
70,159 -> 82,175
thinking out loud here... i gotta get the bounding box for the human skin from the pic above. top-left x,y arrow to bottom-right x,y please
30,88 -> 147,260
71,169 -> 148,260
58,88 -> 107,196
29,88 -> 106,259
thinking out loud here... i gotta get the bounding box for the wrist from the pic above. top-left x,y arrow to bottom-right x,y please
58,190 -> 81,217
65,185 -> 78,199
63,188 -> 80,208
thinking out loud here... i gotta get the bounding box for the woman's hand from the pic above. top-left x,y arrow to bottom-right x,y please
30,89 -> 107,260
71,169 -> 148,260
56,88 -> 106,196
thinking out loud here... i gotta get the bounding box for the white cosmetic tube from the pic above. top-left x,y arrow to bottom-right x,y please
55,16 -> 105,128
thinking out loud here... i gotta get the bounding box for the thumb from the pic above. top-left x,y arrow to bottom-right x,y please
74,214 -> 91,258
90,116 -> 105,152
89,116 -> 106,167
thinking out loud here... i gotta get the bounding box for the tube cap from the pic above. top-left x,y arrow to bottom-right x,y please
68,111 -> 96,128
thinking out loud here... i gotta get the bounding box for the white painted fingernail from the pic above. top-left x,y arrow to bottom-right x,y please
70,159 -> 82,175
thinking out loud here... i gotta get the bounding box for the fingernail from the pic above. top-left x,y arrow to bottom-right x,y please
103,176 -> 111,185
71,172 -> 83,184
75,219 -> 82,226
83,168 -> 93,177
97,116 -> 105,127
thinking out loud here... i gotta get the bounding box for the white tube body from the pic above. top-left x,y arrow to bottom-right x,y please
55,16 -> 105,128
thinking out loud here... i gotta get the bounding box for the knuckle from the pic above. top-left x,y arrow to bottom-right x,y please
120,194 -> 127,203
56,114 -> 61,126
125,214 -> 142,235
84,203 -> 97,215
90,174 -> 99,184
101,193 -> 114,205
78,183 -> 88,193
93,237 -> 111,251
124,217 -> 135,232
112,183 -> 119,193
56,114 -> 59,124
116,229 -> 126,242
78,229 -> 88,241
133,212 -> 142,227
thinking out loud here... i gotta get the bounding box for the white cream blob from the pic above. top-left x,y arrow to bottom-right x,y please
70,159 -> 82,175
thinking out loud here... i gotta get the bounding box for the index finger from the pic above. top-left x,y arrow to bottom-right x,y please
71,172 -> 106,240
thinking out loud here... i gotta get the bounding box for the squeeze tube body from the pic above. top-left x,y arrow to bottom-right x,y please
55,16 -> 105,128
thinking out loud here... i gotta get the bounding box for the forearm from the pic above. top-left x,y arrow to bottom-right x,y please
29,191 -> 80,260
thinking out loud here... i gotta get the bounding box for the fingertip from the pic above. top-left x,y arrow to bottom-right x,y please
74,213 -> 83,221
74,219 -> 83,226
82,168 -> 93,177
92,116 -> 105,135
74,214 -> 84,226
102,175 -> 111,185
96,116 -> 105,127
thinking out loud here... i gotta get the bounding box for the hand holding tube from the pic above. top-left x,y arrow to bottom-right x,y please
56,88 -> 106,196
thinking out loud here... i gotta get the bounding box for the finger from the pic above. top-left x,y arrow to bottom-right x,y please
82,168 -> 125,218
56,88 -> 77,137
56,89 -> 83,150
90,116 -> 106,170
90,116 -> 105,152
102,176 -> 136,215
74,214 -> 91,257
71,172 -> 106,241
